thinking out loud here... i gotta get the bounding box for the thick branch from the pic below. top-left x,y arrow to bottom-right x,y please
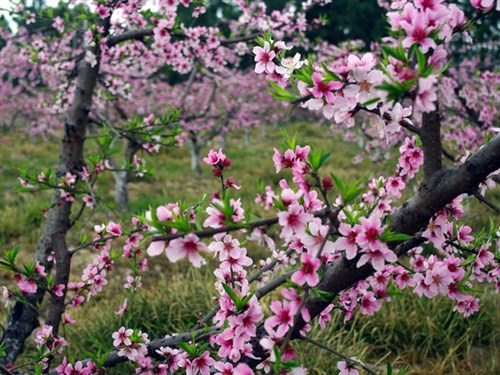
106,29 -> 154,47
245,134 -> 500,368
420,107 -> 443,181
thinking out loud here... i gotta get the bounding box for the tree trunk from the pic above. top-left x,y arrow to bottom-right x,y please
220,131 -> 227,151
244,128 -> 250,148
113,170 -> 129,210
190,134 -> 202,174
113,139 -> 138,211
260,123 -> 267,140
0,58 -> 99,365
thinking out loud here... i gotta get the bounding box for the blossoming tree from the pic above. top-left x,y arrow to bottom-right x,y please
1,0 -> 499,374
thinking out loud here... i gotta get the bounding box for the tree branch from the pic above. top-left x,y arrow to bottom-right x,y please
244,134 -> 500,368
420,107 -> 444,181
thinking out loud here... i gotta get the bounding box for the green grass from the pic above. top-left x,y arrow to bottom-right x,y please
1,122 -> 499,374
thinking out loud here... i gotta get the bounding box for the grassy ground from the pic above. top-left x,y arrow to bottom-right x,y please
0,122 -> 499,374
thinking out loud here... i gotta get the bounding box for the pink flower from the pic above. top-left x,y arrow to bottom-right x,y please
34,324 -> 53,346
15,275 -> 37,294
253,42 -> 276,74
400,12 -> 436,53
112,327 -> 133,347
356,246 -> 397,271
55,357 -> 94,375
155,346 -> 186,373
291,252 -> 321,287
35,261 -> 47,276
265,300 -> 296,337
359,292 -> 382,315
186,351 -> 215,375
311,72 -> 342,103
301,219 -> 336,256
106,221 -> 122,237
453,295 -> 480,317
470,0 -> 494,11
96,4 -> 111,19
348,53 -> 376,71
457,226 -> 474,243
147,240 -> 166,257
167,234 -> 208,268
203,149 -> 228,166
356,216 -> 384,251
415,76 -> 438,112
278,203 -> 313,239
337,358 -> 362,375
318,304 -> 334,330
385,176 -> 406,199
53,284 -> 65,297
215,328 -> 244,362
334,223 -> 360,260
116,299 -> 128,315
424,264 -> 453,295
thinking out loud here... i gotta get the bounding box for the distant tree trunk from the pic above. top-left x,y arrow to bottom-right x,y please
220,131 -> 228,151
113,139 -> 138,211
260,123 -> 267,140
113,170 -> 128,210
244,128 -> 250,148
190,133 -> 202,173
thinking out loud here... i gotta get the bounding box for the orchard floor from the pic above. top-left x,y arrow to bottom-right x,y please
1,122 -> 499,374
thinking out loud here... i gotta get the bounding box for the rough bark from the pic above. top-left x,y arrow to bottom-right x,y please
421,107 -> 444,181
0,58 -> 100,366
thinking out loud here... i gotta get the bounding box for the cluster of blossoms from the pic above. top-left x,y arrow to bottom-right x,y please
112,327 -> 150,362
146,203 -> 210,267
252,0 -> 499,170
33,324 -> 67,370
210,235 -> 264,366
55,357 -> 97,375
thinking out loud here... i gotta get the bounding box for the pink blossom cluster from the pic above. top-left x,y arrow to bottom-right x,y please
209,235 -> 264,364
112,327 -> 150,362
55,357 -> 97,375
34,324 -> 67,369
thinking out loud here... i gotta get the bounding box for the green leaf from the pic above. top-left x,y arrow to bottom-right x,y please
321,62 -> 342,82
344,186 -> 365,205
267,80 -> 298,101
312,288 -> 334,300
460,253 -> 477,267
381,46 -> 406,62
416,48 -> 427,75
361,97 -> 381,108
222,284 -> 241,308
331,173 -> 346,199
380,229 -> 414,243
178,341 -> 196,356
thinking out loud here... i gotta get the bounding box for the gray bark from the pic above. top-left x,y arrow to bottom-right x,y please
0,58 -> 99,365
112,139 -> 139,211
190,134 -> 202,173
113,170 -> 128,210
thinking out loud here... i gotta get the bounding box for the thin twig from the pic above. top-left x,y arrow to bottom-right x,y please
300,336 -> 379,375
474,193 -> 500,215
